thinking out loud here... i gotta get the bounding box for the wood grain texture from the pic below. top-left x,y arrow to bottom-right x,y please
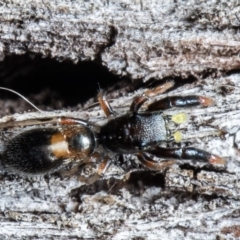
0,75 -> 238,239
0,0 -> 240,239
1,0 -> 240,81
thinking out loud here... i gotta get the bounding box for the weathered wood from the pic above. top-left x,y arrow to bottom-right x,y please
0,75 -> 238,239
1,0 -> 240,239
1,0 -> 240,81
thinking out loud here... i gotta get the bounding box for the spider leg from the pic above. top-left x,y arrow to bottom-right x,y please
79,155 -> 112,185
130,81 -> 175,113
60,162 -> 84,177
57,117 -> 101,133
96,155 -> 112,176
98,91 -> 114,117
0,117 -> 89,129
146,146 -> 225,165
58,117 -> 89,126
136,152 -> 175,170
60,154 -> 112,184
147,95 -> 213,111
98,82 -> 175,115
130,96 -> 148,113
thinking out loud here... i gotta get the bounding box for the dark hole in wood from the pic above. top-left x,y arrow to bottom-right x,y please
0,54 -> 128,110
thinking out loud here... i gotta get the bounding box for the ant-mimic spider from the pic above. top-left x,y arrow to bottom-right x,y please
0,81 -> 225,184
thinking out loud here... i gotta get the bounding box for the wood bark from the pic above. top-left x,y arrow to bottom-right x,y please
0,0 -> 240,239
1,0 -> 240,80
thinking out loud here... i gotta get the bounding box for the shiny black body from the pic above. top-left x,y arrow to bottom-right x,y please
97,91 -> 224,168
0,84 -> 224,178
100,112 -> 167,153
2,119 -> 96,175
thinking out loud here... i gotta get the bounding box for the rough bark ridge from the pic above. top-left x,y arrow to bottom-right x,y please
0,0 -> 240,239
1,0 -> 240,80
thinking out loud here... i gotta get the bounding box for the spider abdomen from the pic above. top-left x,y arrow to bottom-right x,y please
3,128 -> 65,174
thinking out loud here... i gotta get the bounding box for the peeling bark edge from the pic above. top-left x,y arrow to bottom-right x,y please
1,0 -> 240,81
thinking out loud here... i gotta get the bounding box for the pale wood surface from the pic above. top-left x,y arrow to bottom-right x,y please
0,0 -> 240,239
0,75 -> 239,239
1,0 -> 240,80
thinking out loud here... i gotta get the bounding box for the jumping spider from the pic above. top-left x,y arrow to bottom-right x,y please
0,81 -> 225,183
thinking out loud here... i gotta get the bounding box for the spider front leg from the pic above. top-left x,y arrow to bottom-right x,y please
130,81 -> 175,113
146,146 -> 225,165
147,95 -> 213,111
146,95 -> 214,142
136,152 -> 175,170
98,81 -> 175,115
